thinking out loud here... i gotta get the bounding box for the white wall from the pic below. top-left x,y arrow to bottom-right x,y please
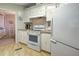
0,3 -> 25,43
0,3 -> 25,29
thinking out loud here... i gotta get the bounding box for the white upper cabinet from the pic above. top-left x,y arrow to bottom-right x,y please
46,5 -> 56,21
23,9 -> 31,22
23,4 -> 60,22
23,5 -> 46,22
29,6 -> 46,18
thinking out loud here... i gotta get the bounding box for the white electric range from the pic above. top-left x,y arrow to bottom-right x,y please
27,30 -> 41,51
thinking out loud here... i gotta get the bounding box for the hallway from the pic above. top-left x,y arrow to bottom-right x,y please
0,37 -> 15,46
0,9 -> 15,47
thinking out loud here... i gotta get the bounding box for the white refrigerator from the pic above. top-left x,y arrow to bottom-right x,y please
51,3 -> 79,56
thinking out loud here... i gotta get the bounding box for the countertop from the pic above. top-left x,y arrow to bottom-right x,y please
18,29 -> 26,31
18,29 -> 30,31
18,29 -> 51,34
41,30 -> 51,34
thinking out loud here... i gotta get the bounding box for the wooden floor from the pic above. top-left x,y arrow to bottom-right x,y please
0,38 -> 15,46
0,39 -> 50,56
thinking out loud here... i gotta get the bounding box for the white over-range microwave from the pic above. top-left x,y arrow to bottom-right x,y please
33,25 -> 45,31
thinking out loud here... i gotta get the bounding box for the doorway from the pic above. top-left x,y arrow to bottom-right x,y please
0,9 -> 16,46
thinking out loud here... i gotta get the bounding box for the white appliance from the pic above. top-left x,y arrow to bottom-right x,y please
33,25 -> 45,31
27,31 -> 41,51
51,3 -> 79,56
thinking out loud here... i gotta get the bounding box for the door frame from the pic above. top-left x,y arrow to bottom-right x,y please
0,8 -> 17,43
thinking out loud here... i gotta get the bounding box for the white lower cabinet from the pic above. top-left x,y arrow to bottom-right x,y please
22,31 -> 28,44
18,30 -> 28,44
17,31 -> 22,42
41,33 -> 51,52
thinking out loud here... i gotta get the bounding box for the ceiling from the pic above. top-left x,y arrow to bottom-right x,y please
14,3 -> 36,7
1,3 -> 60,8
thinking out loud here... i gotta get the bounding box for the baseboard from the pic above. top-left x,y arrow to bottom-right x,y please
19,42 -> 27,46
0,35 -> 7,39
41,50 -> 51,54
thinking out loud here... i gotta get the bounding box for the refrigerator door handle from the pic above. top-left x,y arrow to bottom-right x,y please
56,40 -> 79,51
51,39 -> 57,44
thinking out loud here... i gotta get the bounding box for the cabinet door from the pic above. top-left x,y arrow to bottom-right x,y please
30,6 -> 46,18
22,31 -> 28,44
23,9 -> 31,22
46,34 -> 51,52
41,33 -> 51,52
18,31 -> 28,44
17,31 -> 22,42
46,6 -> 56,21
24,5 -> 46,22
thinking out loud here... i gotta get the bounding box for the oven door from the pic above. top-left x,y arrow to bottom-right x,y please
28,32 -> 41,46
